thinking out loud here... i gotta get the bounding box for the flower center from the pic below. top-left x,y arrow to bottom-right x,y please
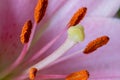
19,0 -> 110,79
1,0 -> 110,80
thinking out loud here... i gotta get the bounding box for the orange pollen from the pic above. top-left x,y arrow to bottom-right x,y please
66,70 -> 89,80
20,20 -> 32,44
68,7 -> 87,28
34,0 -> 48,23
83,36 -> 110,54
29,68 -> 38,80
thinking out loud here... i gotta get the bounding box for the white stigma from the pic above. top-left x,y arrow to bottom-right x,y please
67,24 -> 85,42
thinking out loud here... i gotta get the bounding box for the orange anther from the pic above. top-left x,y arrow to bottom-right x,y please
83,36 -> 109,54
29,68 -> 38,80
66,70 -> 89,80
68,7 -> 87,28
34,0 -> 48,23
20,20 -> 32,44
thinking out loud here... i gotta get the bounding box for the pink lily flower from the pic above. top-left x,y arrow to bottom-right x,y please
0,0 -> 120,80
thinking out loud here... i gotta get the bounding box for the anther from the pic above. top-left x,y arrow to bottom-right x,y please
20,20 -> 32,44
66,70 -> 89,80
68,7 -> 87,28
83,36 -> 110,54
29,67 -> 38,80
34,0 -> 48,23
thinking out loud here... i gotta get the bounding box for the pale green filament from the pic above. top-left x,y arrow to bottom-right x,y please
67,24 -> 85,42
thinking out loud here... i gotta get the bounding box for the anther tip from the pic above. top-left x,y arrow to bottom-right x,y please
82,7 -> 87,10
29,67 -> 38,80
68,7 -> 87,28
66,70 -> 89,80
34,0 -> 48,23
20,20 -> 32,44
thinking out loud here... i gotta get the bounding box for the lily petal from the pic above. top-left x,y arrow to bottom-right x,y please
0,0 -> 68,71
89,0 -> 120,17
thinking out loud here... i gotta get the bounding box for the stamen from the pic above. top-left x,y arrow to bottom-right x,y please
20,20 -> 32,44
34,0 -> 48,23
83,36 -> 110,54
29,68 -> 38,80
68,7 -> 87,28
37,74 -> 66,79
66,70 -> 89,80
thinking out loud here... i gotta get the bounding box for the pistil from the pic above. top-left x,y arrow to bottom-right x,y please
28,24 -> 85,71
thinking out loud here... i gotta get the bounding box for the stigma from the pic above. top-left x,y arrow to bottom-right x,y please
67,24 -> 85,42
66,70 -> 89,80
83,36 -> 110,54
20,20 -> 32,44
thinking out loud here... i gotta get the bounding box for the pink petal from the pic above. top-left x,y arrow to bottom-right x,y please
89,0 -> 120,17
0,0 -> 67,71
39,18 -> 120,79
